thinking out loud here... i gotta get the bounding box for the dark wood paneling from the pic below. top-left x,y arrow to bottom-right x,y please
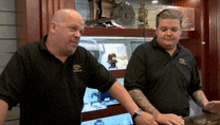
60,0 -> 75,9
48,0 -> 54,22
54,0 -> 60,13
16,0 -> 75,48
16,0 -> 41,48
83,27 -> 194,39
26,0 -> 41,43
83,27 -> 144,37
41,0 -> 49,37
82,104 -> 127,121
218,0 -> 220,100
110,70 -> 125,78
41,0 -> 62,37
202,0 -> 220,100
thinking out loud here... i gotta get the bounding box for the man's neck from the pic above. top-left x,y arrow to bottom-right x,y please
46,40 -> 69,64
165,46 -> 177,56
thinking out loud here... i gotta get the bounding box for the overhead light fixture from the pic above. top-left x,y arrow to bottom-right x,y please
152,0 -> 158,4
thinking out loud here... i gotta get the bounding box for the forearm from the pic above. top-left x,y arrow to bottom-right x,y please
191,90 -> 209,109
129,89 -> 160,117
108,81 -> 139,115
0,99 -> 8,124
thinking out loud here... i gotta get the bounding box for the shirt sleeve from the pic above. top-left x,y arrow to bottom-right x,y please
188,57 -> 203,96
124,45 -> 148,91
85,50 -> 116,93
0,50 -> 27,110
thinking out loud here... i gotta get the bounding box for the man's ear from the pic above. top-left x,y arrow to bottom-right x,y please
50,21 -> 57,34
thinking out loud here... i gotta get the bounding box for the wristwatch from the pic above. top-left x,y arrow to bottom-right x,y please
132,108 -> 143,120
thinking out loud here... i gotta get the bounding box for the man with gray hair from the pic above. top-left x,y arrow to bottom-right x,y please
125,9 -> 220,125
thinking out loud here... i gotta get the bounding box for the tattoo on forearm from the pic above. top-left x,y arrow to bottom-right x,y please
192,90 -> 208,108
129,90 -> 159,116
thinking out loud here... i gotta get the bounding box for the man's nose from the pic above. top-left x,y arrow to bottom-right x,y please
166,30 -> 172,36
74,30 -> 81,38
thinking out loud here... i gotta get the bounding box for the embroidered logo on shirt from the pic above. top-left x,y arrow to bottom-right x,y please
179,58 -> 187,65
73,65 -> 82,72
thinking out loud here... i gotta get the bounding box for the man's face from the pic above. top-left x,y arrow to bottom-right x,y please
54,13 -> 85,55
156,18 -> 182,51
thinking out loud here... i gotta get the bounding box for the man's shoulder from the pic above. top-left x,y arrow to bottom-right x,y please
136,41 -> 153,53
143,41 -> 152,48
178,45 -> 196,63
75,46 -> 95,59
179,45 -> 194,56
17,41 -> 41,55
76,46 -> 91,54
131,42 -> 152,55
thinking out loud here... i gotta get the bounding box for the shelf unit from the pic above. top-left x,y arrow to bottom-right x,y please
83,27 -> 195,39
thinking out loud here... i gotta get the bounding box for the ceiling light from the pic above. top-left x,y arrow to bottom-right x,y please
152,0 -> 158,4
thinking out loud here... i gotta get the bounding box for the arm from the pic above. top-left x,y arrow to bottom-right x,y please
191,90 -> 209,109
191,90 -> 220,114
129,89 -> 159,116
129,89 -> 184,125
0,99 -> 9,124
108,81 -> 158,125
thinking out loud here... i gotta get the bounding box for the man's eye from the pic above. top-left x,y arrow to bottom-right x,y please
172,28 -> 178,32
70,27 -> 77,31
160,28 -> 167,32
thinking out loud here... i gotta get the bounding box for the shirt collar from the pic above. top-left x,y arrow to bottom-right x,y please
38,35 -> 77,58
39,35 -> 49,51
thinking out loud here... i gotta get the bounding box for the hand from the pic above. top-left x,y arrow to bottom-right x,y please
204,101 -> 220,114
154,113 -> 184,125
134,112 -> 158,125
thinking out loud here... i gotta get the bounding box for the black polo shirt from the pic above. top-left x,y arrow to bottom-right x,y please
0,36 -> 116,125
124,37 -> 202,117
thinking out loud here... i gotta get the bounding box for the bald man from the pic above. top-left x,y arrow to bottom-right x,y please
0,9 -> 158,125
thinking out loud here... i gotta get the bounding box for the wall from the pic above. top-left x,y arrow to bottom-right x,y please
0,0 -> 20,124
0,0 -> 17,74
